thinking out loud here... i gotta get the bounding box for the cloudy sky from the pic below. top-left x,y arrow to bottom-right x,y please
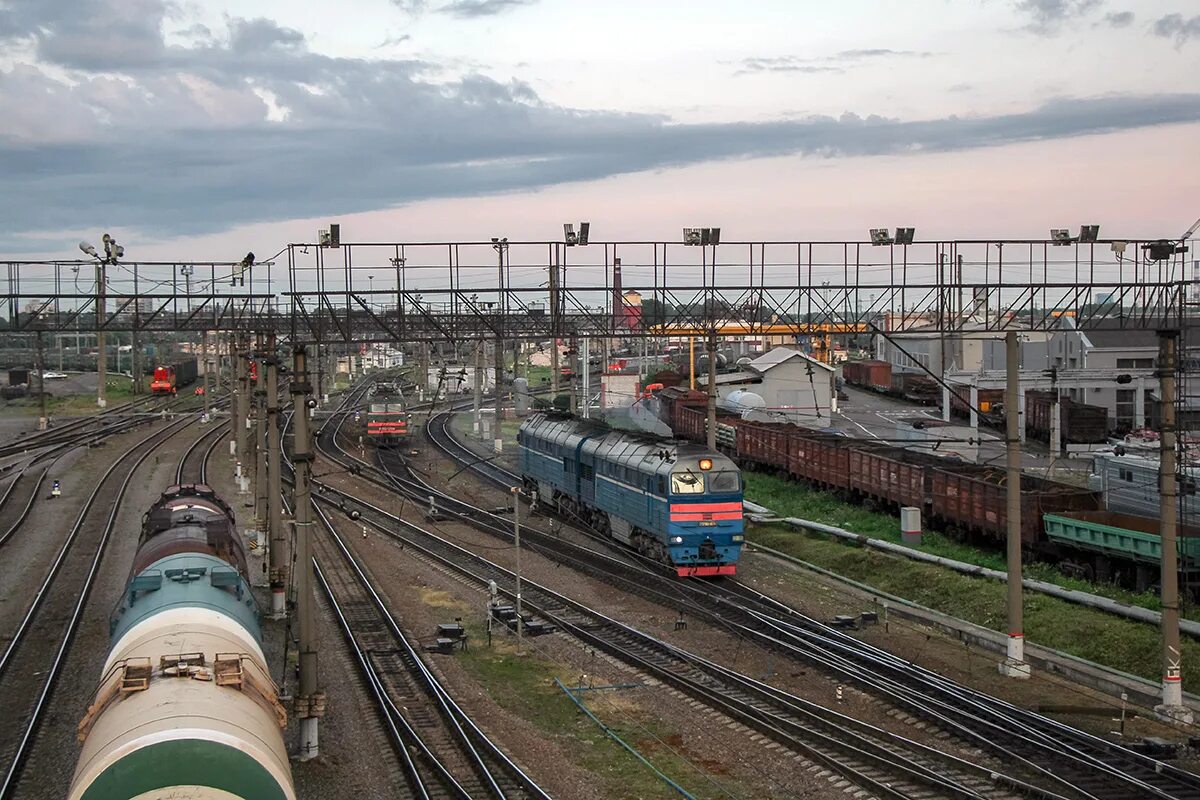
2,0 -> 1198,259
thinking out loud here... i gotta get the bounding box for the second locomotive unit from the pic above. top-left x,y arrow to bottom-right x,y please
518,412 -> 744,576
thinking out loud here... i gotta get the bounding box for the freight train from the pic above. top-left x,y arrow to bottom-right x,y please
840,360 -> 939,404
518,412 -> 744,576
658,385 -> 1200,593
69,484 -> 295,800
149,358 -> 198,394
658,386 -> 1100,546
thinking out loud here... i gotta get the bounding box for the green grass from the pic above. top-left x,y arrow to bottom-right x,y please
742,470 -> 1193,618
749,522 -> 1200,693
453,621 -> 744,798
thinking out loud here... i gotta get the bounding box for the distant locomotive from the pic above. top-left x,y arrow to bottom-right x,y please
149,358 -> 198,395
366,402 -> 411,445
69,484 -> 294,800
519,413 -> 744,576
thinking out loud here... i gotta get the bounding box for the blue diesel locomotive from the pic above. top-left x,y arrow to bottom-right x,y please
518,413 -> 744,576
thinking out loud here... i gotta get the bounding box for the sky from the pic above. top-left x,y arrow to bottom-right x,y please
2,0 -> 1199,261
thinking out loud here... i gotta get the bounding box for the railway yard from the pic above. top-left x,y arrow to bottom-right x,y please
4,357 -> 1200,800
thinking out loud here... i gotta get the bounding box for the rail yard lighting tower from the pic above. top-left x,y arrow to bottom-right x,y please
78,233 -> 124,408
491,238 -> 509,452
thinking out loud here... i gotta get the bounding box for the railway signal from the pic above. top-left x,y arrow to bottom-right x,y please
50,479 -> 61,498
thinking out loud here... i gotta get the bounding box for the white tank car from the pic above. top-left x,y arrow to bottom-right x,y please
69,485 -> 295,800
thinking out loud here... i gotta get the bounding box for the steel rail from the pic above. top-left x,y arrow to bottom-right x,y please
415,408 -> 1200,800
310,464 -> 1026,800
0,412 -> 198,799
301,383 -> 553,799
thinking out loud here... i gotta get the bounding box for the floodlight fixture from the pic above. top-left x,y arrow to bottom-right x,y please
1078,224 -> 1100,243
79,241 -> 97,257
578,222 -> 590,246
1143,239 -> 1187,261
869,228 -> 893,246
563,224 -> 576,245
1050,229 -> 1073,245
1110,241 -> 1127,256
683,227 -> 720,246
894,227 -> 915,245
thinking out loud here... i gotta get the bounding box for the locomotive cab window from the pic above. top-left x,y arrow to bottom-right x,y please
708,470 -> 740,493
671,472 -> 704,495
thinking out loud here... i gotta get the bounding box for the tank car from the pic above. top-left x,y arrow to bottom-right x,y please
519,413 -> 744,576
69,483 -> 295,800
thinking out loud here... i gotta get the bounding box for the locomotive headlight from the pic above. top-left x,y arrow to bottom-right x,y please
732,535 -> 744,542
699,458 -> 713,471
670,536 -> 684,544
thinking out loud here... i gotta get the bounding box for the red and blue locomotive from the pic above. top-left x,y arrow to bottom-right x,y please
518,413 -> 744,576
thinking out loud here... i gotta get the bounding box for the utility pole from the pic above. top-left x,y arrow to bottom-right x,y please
1000,330 -> 1030,678
550,246 -> 561,402
291,345 -> 325,755
266,334 -> 285,618
201,330 -> 210,418
568,336 -> 578,415
706,333 -> 718,451
473,340 -> 483,437
1156,330 -> 1192,720
494,334 -> 504,451
96,258 -> 107,408
254,334 -> 269,550
35,330 -> 47,430
511,485 -> 524,652
231,337 -> 243,467
581,337 -> 590,419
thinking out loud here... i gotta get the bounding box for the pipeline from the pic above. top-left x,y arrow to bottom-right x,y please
742,500 -> 1200,639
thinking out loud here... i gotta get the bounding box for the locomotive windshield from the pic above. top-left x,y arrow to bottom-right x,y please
671,472 -> 704,494
708,470 -> 740,493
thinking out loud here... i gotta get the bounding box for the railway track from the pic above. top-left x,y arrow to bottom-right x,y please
313,388 -> 1046,800
175,419 -> 229,485
282,398 -> 553,799
0,412 -> 199,799
369,398 -> 1200,800
0,393 -> 195,550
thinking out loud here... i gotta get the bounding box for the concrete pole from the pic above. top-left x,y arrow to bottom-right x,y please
1049,396 -> 1062,458
266,336 -> 286,618
568,337 -> 578,416
96,260 -> 107,408
549,248 -> 560,401
494,334 -> 504,451
706,334 -> 718,451
254,335 -> 269,547
236,337 -> 249,471
231,338 -> 242,465
1156,330 -> 1191,720
132,329 -> 142,395
291,346 -> 323,755
473,341 -> 483,437
36,331 -> 47,430
1000,330 -> 1030,678
689,337 -> 696,391
201,330 -> 210,418
512,485 -> 523,653
581,337 -> 590,419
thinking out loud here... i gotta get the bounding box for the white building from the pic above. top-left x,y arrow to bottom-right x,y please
714,347 -> 837,427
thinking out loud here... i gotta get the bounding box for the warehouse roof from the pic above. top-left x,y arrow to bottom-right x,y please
748,347 -> 835,374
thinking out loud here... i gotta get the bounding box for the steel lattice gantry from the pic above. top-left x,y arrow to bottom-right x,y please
283,238 -> 1190,344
